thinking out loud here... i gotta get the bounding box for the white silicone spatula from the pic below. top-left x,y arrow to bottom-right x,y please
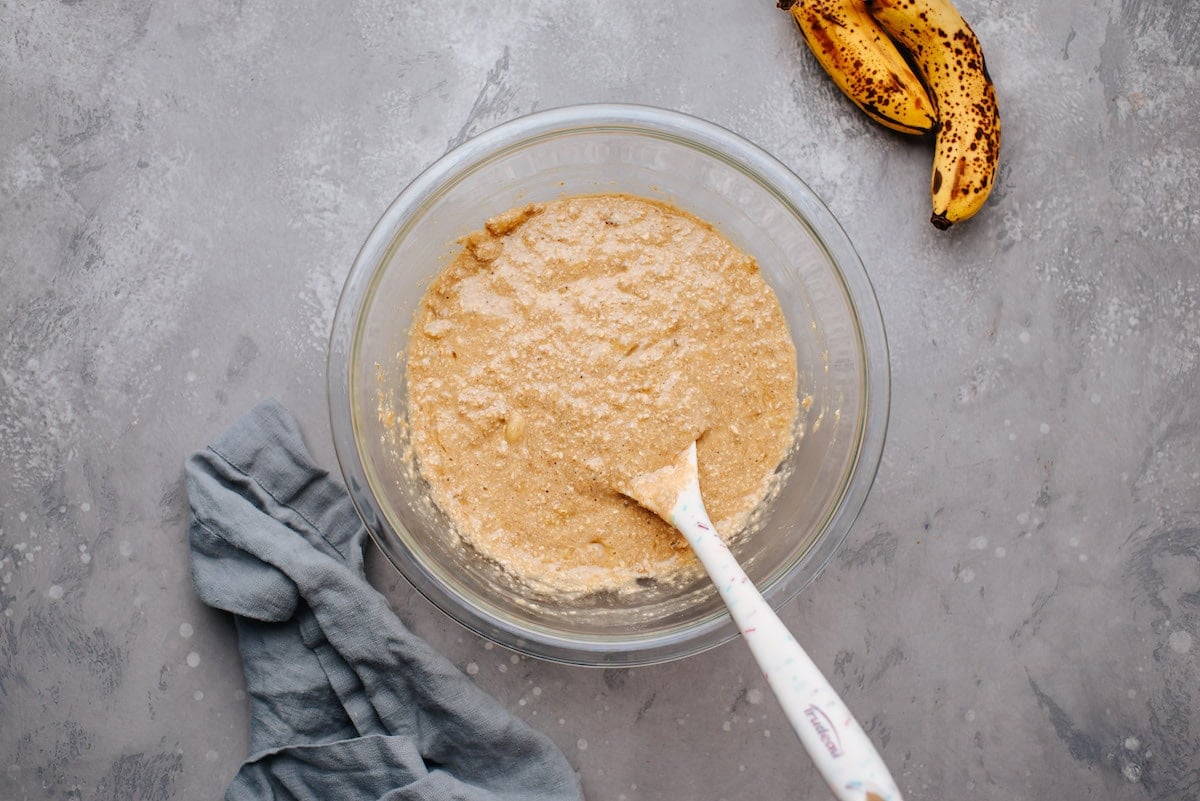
624,443 -> 903,801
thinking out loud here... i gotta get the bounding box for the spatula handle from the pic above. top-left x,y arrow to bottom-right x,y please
671,486 -> 903,801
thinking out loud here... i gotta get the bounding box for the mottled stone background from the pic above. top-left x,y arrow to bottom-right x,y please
2,1 -> 1198,799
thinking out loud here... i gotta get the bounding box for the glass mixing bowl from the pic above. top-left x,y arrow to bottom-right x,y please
328,104 -> 888,666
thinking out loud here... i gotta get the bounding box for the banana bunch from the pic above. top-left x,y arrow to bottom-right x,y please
780,0 -> 1001,229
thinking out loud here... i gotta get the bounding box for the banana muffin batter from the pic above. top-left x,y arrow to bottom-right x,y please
404,194 -> 798,594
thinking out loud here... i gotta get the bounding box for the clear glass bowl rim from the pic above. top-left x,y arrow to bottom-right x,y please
327,103 -> 890,666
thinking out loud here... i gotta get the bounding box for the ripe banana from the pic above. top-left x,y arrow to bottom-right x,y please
866,0 -> 1001,228
780,0 -> 937,136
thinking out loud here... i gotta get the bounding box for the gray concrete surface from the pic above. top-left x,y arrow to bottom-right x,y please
3,1 -> 1198,799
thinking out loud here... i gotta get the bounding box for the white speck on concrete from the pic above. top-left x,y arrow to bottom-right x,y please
995,547 -> 1007,558
1122,762 -> 1142,782
722,720 -> 732,731
763,729 -> 771,738
497,663 -> 507,673
576,738 -> 588,751
965,709 -> 977,723
80,552 -> 91,565
205,750 -> 219,762
466,662 -> 479,675
483,642 -> 494,651
80,502 -> 91,513
518,697 -> 526,706
532,686 -> 541,696
1124,736 -> 1140,751
179,623 -> 194,638
1168,630 -> 1193,654
186,651 -> 201,668
747,688 -> 764,705
959,568 -> 976,584
1018,330 -> 1031,344
193,690 -> 204,701
509,654 -> 519,664
119,541 -> 133,557
1090,393 -> 1102,404
299,268 -> 343,351
968,536 -> 989,550
1039,422 -> 1051,434
47,584 -> 63,600
558,718 -> 565,726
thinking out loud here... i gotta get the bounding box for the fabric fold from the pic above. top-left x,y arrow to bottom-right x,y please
185,399 -> 583,801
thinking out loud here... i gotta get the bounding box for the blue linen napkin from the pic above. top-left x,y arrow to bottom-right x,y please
184,399 -> 583,801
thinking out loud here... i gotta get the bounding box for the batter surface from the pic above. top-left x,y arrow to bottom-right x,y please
405,194 -> 798,593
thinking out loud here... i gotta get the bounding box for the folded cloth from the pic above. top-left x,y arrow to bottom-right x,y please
184,399 -> 583,801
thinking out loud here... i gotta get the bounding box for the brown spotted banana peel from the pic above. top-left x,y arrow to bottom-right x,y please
780,0 -> 937,136
866,0 -> 1001,228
